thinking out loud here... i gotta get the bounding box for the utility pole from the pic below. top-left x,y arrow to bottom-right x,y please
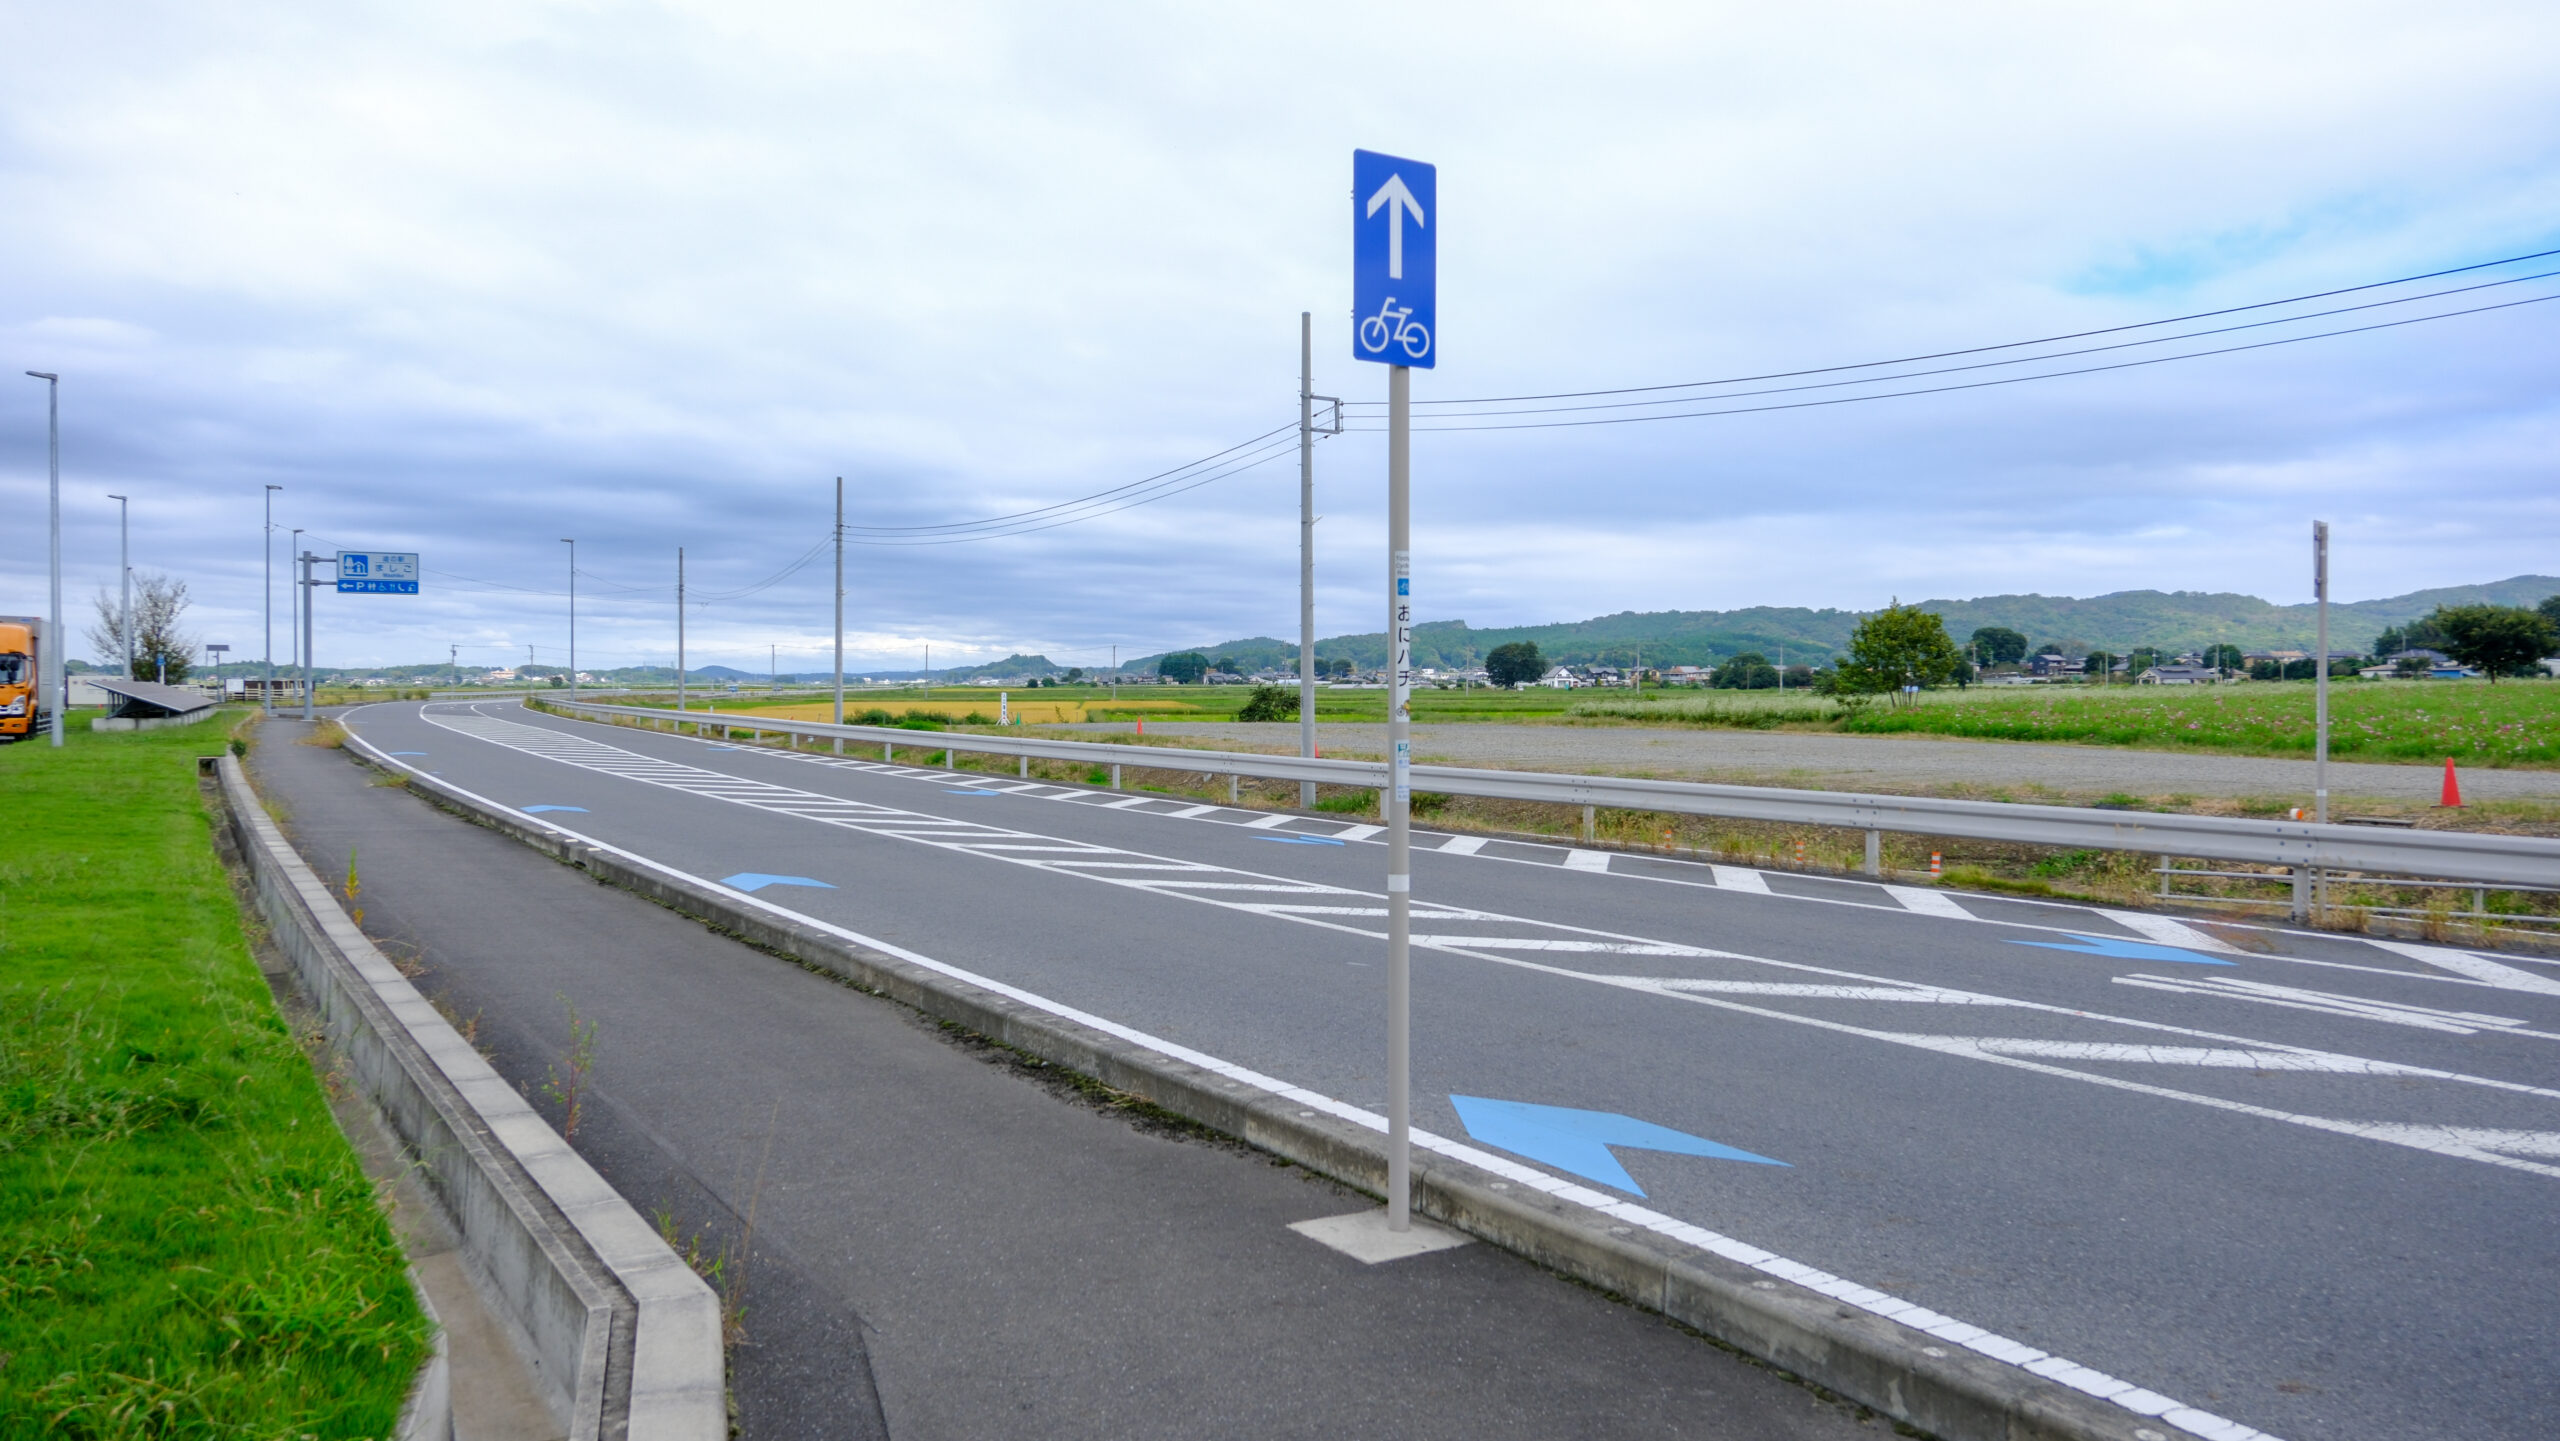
1111,644 -> 1117,702
107,493 -> 129,678
676,547 -> 687,712
1299,311 -> 1318,807
449,644 -> 459,690
264,484 -> 282,714
26,371 -> 61,746
561,538 -> 577,699
833,477 -> 845,726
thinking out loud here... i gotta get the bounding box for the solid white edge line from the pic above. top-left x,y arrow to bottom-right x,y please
349,706 -> 2280,1441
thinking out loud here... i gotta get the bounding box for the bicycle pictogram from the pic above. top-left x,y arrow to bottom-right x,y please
1357,296 -> 1432,362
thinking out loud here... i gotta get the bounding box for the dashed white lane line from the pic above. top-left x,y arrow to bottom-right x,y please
2099,910 -> 2240,954
1884,885 -> 1973,919
360,720 -> 2285,1441
1712,865 -> 1772,893
1333,824 -> 1385,842
2366,939 -> 2560,997
1243,812 -> 1299,830
1164,803 -> 1220,818
1096,794 -> 1156,809
1562,849 -> 1612,873
1437,835 -> 1488,855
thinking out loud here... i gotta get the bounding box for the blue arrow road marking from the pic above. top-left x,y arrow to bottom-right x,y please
1449,1096 -> 1785,1196
2008,932 -> 2235,966
1259,835 -> 1346,846
720,873 -> 835,893
521,805 -> 588,814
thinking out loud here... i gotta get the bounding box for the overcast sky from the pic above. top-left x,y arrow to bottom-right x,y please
6,2 -> 2557,674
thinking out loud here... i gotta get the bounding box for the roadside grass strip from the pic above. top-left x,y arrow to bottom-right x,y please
0,717 -> 430,1433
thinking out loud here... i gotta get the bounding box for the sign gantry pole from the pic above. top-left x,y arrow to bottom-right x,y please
1352,147 -> 1435,1232
301,550 -> 317,721
2313,520 -> 2331,916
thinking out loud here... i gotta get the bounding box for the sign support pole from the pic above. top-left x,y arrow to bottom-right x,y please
1300,312 -> 1318,808
1386,361 -> 1413,1231
676,547 -> 687,713
300,551 -> 317,721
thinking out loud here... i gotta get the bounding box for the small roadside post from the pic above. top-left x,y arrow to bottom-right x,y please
1354,146 -> 1436,1231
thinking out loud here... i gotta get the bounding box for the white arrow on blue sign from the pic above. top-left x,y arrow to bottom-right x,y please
1352,148 -> 1435,368
336,551 -> 421,595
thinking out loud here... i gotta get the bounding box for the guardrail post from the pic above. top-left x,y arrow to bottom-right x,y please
2159,855 -> 2172,899
2290,866 -> 2311,922
833,737 -> 842,755
1111,764 -> 1122,790
1019,754 -> 1028,778
1229,774 -> 1239,804
1581,805 -> 1596,843
883,742 -> 892,761
1864,830 -> 1882,877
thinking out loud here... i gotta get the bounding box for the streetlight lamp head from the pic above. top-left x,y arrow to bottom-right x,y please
26,371 -> 57,381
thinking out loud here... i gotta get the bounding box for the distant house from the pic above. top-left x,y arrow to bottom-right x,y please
2028,653 -> 2082,677
2139,664 -> 2220,686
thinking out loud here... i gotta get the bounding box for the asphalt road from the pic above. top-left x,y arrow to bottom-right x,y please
254,719 -> 1886,1441
343,699 -> 2560,1441
1126,721 -> 2560,803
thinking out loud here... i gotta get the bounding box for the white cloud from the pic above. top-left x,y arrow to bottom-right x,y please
4,0 -> 2557,668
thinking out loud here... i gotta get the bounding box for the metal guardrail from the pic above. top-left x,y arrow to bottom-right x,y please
529,696 -> 2560,891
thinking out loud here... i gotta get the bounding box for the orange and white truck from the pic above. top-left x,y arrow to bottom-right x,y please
0,616 -> 46,742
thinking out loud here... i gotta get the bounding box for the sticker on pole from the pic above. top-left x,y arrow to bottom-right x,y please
1353,149 -> 1436,368
337,551 -> 420,594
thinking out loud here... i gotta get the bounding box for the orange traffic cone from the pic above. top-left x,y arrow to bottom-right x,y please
2440,757 -> 2463,808
1137,716 -> 1145,736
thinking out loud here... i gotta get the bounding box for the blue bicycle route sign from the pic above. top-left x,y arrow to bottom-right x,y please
337,551 -> 420,595
1352,148 -> 1435,368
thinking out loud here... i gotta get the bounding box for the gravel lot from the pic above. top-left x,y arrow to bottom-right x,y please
1128,722 -> 2560,804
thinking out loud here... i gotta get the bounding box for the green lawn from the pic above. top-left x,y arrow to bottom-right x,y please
0,714 -> 430,1434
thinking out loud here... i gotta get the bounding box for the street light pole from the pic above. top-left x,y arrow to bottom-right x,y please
289,528 -> 304,711
107,493 -> 129,678
676,546 -> 686,713
300,548 -> 318,721
26,372 -> 61,746
561,539 -> 576,699
263,485 -> 282,713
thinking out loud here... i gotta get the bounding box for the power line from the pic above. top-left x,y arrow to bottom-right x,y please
845,422 -> 1302,538
1376,243 -> 2560,408
1346,289 -> 2560,434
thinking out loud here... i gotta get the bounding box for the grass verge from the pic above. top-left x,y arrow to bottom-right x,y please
0,713 -> 431,1433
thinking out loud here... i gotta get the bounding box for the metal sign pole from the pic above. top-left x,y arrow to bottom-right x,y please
1386,362 -> 1414,1230
1300,312 -> 1318,808
2313,519 -> 2330,825
676,547 -> 687,712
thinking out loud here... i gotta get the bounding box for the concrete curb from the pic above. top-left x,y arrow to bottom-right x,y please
357,730 -> 2224,1441
209,753 -> 726,1441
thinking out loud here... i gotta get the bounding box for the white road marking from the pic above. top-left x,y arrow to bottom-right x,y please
2111,974 -> 2548,1037
2097,910 -> 2239,954
1413,936 -> 1715,956
361,719 -> 2283,1441
1712,866 -> 1771,893
1436,835 -> 1488,855
1885,885 -> 1972,919
1946,1039 -> 2435,1074
2364,939 -> 2560,996
1095,795 -> 1155,809
1562,849 -> 1612,873
1650,980 -> 2023,1004
1243,812 -> 1298,830
1332,824 -> 1385,842
1164,804 -> 1219,818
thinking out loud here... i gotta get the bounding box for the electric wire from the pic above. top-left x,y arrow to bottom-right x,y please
1367,243 -> 2560,408
845,421 -> 1300,537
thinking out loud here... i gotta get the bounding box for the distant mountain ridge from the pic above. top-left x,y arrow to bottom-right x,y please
1128,575 -> 2560,672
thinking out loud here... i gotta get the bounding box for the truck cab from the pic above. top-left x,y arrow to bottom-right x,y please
0,617 -> 43,741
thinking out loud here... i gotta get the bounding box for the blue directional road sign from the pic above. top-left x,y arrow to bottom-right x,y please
337,550 -> 421,595
1353,148 -> 1436,368
1450,1095 -> 1785,1196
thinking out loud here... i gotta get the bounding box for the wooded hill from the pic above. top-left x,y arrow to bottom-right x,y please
1123,575 -> 2560,673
